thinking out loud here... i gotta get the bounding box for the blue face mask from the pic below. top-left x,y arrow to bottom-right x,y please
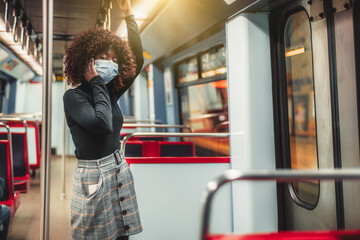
94,59 -> 119,83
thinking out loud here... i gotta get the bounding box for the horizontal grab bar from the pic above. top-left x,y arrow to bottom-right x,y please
122,124 -> 192,132
0,118 -> 28,128
121,132 -> 229,155
0,115 -> 41,121
123,119 -> 162,124
0,117 -> 25,121
188,113 -> 227,121
1,112 -> 41,115
199,168 -> 360,240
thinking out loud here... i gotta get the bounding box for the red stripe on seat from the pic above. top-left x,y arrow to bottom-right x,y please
126,157 -> 230,164
207,230 -> 360,240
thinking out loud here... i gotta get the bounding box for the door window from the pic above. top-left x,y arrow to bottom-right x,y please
284,10 -> 319,207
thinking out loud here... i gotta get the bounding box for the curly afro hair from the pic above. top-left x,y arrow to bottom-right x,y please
64,27 -> 136,91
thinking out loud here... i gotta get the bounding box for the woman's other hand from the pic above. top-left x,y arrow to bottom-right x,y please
84,58 -> 98,82
118,0 -> 133,16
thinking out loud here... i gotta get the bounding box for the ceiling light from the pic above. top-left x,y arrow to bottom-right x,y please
115,0 -> 166,37
285,47 -> 305,57
143,51 -> 152,59
224,0 -> 237,5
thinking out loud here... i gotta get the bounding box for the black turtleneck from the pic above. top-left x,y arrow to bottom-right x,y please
63,15 -> 143,160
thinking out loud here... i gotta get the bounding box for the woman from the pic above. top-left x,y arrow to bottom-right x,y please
63,0 -> 143,239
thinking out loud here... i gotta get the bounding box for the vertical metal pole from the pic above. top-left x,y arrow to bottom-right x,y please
40,0 -> 53,238
60,76 -> 67,200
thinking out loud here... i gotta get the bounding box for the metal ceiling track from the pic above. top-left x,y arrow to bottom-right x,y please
3,0 -> 42,59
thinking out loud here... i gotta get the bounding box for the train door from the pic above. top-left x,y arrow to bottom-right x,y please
335,0 -> 360,229
271,0 -> 359,230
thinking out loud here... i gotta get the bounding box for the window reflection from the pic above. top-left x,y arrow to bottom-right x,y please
201,46 -> 227,78
284,10 -> 319,206
178,57 -> 198,83
180,81 -> 229,156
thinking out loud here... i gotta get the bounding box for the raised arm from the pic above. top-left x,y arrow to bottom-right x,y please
109,0 -> 144,99
126,14 -> 144,77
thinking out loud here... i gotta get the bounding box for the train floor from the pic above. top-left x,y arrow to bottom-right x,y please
7,155 -> 77,240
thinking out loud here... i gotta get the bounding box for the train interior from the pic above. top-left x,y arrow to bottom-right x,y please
0,0 -> 360,239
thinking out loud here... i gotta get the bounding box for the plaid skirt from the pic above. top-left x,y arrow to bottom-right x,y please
71,149 -> 142,240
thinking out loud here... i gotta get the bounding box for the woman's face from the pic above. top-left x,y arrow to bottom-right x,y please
95,49 -> 118,63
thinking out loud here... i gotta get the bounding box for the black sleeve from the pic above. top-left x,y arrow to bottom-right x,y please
63,76 -> 113,135
108,14 -> 144,100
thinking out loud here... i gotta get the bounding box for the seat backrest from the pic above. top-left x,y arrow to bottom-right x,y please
160,142 -> 194,157
0,133 -> 27,177
0,142 -> 10,201
139,137 -> 165,141
125,143 -> 143,157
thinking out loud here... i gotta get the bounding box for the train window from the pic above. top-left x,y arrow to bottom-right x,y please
175,44 -> 229,156
201,45 -> 227,78
284,10 -> 319,207
177,56 -> 198,84
180,81 -> 228,123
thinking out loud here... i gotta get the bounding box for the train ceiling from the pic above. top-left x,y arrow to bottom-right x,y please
140,0 -> 292,66
0,0 -> 292,78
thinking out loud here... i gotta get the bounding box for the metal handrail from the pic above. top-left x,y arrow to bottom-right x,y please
1,114 -> 39,117
121,132 -> 229,156
199,168 -> 360,240
0,117 -> 40,154
122,124 -> 192,133
0,117 -> 23,121
0,112 -> 41,115
215,121 -> 229,132
0,122 -> 14,195
0,118 -> 40,123
0,118 -> 28,132
124,119 -> 163,124
188,113 -> 227,121
0,113 -> 42,120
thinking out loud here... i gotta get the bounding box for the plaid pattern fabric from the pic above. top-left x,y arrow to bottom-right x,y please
71,149 -> 142,240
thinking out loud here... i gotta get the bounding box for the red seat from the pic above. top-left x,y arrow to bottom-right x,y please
0,132 -> 30,193
0,138 -> 21,217
1,192 -> 21,219
207,230 -> 360,240
6,121 -> 41,172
